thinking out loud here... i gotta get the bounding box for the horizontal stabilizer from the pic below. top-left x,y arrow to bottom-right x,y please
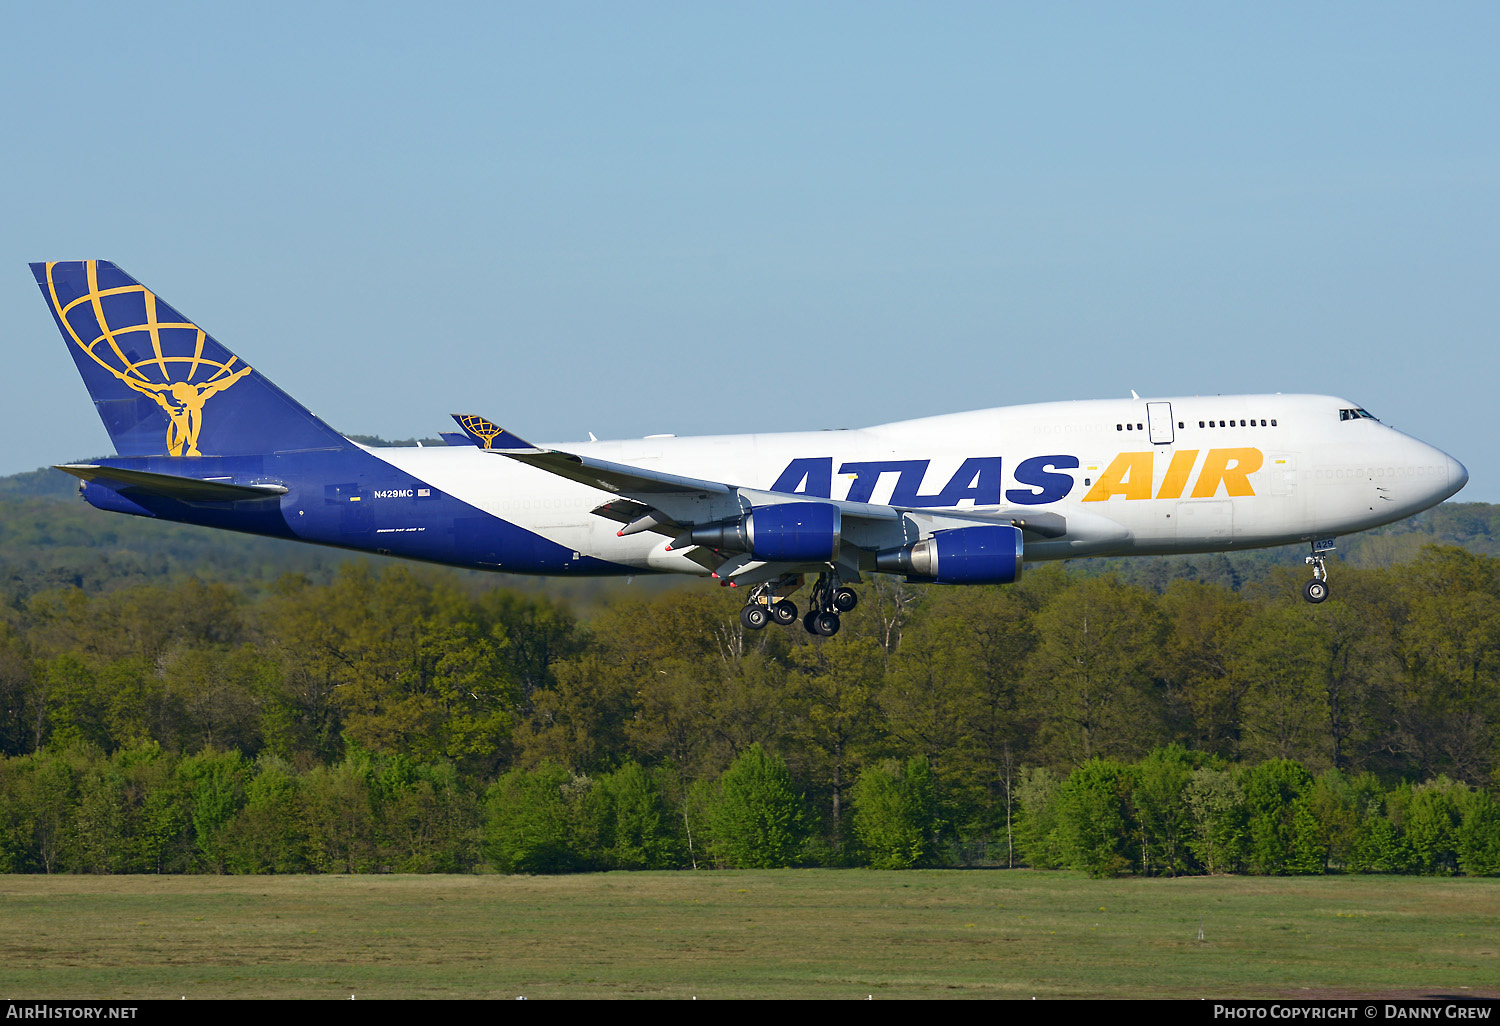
55,464 -> 288,502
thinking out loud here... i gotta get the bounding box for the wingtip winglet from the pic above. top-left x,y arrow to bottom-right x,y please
450,413 -> 539,452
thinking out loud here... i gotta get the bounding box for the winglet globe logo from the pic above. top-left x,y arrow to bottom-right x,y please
44,261 -> 251,457
457,414 -> 505,449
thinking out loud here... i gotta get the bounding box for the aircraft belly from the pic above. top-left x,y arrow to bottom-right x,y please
1176,500 -> 1233,544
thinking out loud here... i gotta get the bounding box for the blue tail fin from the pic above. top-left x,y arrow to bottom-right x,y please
31,260 -> 347,457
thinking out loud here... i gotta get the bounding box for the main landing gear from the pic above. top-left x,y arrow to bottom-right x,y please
801,572 -> 857,638
737,571 -> 858,637
1303,539 -> 1334,604
738,575 -> 803,632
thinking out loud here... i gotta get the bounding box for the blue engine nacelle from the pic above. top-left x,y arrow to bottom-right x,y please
875,524 -> 1023,584
688,501 -> 841,562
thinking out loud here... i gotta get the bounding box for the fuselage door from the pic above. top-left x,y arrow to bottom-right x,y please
1146,402 -> 1175,445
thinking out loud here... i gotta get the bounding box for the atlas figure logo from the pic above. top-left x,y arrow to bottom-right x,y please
771,448 -> 1263,506
43,261 -> 251,457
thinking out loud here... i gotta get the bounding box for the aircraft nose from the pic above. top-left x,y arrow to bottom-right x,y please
1447,453 -> 1469,495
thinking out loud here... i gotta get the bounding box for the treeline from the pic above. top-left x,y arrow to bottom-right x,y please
3,742 -> 1497,876
4,550 -> 1500,780
0,542 -> 1499,873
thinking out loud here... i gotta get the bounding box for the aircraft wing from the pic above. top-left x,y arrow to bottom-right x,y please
504,442 -> 737,498
452,414 -> 733,498
452,414 -> 1085,582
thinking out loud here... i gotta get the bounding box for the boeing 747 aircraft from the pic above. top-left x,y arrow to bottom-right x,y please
31,260 -> 1469,636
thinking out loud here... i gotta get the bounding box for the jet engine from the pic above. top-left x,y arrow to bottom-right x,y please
687,502 -> 841,562
876,524 -> 1023,584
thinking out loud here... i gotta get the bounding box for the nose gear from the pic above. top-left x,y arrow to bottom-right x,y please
1303,539 -> 1335,604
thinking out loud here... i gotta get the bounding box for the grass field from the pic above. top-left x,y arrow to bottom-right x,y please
1,871 -> 1497,999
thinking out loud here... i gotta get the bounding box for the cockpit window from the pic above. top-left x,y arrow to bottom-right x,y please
1339,408 -> 1379,422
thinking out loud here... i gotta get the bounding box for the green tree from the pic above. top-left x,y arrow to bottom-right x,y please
1239,758 -> 1313,874
223,755 -> 307,873
1394,549 -> 1500,784
1233,609 -> 1329,769
96,657 -> 168,753
1183,766 -> 1246,874
1159,582 -> 1249,759
1054,759 -> 1134,878
40,654 -> 109,752
887,586 -> 1038,838
613,590 -> 792,783
1301,574 -> 1402,774
880,624 -> 978,778
117,745 -> 192,873
593,761 -> 680,870
1361,784 -> 1416,874
703,743 -> 804,869
1024,577 -> 1168,764
179,748 -> 250,873
473,587 -> 581,698
1306,770 -> 1384,872
71,749 -> 126,873
162,644 -> 267,754
306,569 -> 520,771
1286,797 -> 1328,875
1128,747 -> 1195,876
1014,766 -> 1065,869
786,635 -> 885,851
1455,788 -> 1500,876
1400,777 -> 1466,875
373,756 -> 480,873
9,749 -> 82,872
482,762 -> 586,873
255,573 -> 354,762
300,762 -> 381,876
515,652 -> 636,773
0,622 -> 36,757
301,753 -> 380,873
851,756 -> 940,869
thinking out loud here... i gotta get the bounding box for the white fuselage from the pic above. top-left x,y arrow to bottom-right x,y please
367,394 -> 1467,576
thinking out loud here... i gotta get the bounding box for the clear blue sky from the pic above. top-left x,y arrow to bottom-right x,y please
4,3 -> 1497,499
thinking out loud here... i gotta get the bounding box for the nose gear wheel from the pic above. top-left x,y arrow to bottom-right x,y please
1303,543 -> 1333,604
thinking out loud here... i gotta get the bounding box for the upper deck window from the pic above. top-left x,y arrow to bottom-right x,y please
1195,417 -> 1276,428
